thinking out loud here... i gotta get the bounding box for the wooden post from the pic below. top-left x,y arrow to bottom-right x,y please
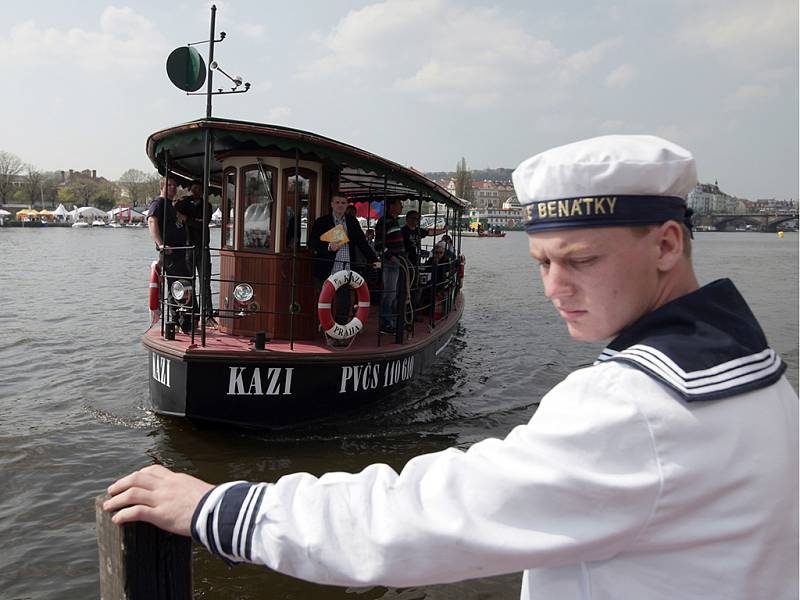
95,494 -> 192,600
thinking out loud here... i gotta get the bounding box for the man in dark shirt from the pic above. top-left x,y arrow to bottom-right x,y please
402,210 -> 449,317
374,198 -> 405,334
185,180 -> 215,325
148,177 -> 191,331
401,210 -> 429,267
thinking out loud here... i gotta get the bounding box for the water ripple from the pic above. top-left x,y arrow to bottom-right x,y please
0,228 -> 796,600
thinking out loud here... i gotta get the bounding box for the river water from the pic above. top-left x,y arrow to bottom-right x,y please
0,228 -> 796,600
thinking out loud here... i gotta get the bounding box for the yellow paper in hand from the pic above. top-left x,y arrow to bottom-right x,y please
321,224 -> 349,244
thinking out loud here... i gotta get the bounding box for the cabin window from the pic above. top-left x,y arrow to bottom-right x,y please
241,165 -> 277,251
222,168 -> 236,248
283,168 -> 316,249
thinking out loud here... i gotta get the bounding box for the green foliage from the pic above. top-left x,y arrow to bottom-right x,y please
0,150 -> 24,203
427,167 -> 514,182
119,168 -> 161,207
454,157 -> 474,203
22,166 -> 43,208
57,178 -> 119,210
92,181 -> 119,211
40,172 -> 61,209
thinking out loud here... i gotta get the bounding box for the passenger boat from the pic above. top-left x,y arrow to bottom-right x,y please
144,117 -> 467,428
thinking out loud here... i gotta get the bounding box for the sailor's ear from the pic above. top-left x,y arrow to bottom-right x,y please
655,220 -> 684,272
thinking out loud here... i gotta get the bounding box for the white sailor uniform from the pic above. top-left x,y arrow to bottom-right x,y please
191,279 -> 798,600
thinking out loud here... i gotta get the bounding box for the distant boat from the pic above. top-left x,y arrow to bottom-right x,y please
91,220 -> 106,227
72,222 -> 89,228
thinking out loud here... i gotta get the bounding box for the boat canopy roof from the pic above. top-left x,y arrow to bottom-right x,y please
146,117 -> 465,209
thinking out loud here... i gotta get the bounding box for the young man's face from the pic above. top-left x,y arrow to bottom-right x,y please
331,196 -> 348,218
388,201 -> 402,217
527,226 -> 662,342
190,183 -> 202,198
162,179 -> 177,200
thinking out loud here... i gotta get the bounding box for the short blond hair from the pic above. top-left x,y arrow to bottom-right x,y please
631,223 -> 692,259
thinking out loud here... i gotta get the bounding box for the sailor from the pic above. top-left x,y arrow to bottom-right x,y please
105,135 -> 798,600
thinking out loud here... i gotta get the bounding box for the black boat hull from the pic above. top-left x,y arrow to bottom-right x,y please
147,317 -> 460,428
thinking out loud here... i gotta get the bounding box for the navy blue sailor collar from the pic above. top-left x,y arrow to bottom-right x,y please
595,278 -> 786,401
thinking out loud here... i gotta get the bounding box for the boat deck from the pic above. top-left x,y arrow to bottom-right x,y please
143,301 -> 462,363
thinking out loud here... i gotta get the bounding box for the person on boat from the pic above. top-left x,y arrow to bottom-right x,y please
439,233 -> 456,260
185,180 -> 216,326
401,210 -> 432,266
147,177 -> 192,332
401,210 -> 432,317
373,197 -> 406,334
420,241 -> 453,317
365,228 -> 375,250
308,194 -> 379,326
105,135 -> 797,600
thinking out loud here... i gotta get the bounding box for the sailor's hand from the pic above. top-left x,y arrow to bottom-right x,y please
329,241 -> 343,252
373,261 -> 381,269
103,464 -> 214,537
158,244 -> 173,255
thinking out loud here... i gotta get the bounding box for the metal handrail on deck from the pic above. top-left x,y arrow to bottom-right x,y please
156,248 -> 460,342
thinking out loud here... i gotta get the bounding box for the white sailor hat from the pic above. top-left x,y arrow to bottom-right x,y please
512,135 -> 697,233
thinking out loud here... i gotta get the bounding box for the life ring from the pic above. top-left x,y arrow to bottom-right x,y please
148,260 -> 161,311
317,270 -> 370,340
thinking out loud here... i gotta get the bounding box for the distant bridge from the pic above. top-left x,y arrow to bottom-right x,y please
694,212 -> 798,232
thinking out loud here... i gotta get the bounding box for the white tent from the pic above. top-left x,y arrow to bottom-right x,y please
75,206 -> 108,218
0,209 -> 10,217
53,204 -> 69,220
107,206 -> 146,222
71,206 -> 108,223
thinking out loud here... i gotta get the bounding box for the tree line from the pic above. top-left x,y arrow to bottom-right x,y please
0,150 -> 162,211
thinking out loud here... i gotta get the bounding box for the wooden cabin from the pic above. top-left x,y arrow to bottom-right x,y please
147,118 -> 465,345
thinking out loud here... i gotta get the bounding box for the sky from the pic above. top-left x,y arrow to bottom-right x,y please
1,0 -> 797,200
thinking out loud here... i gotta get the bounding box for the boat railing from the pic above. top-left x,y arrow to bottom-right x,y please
157,244 -> 461,344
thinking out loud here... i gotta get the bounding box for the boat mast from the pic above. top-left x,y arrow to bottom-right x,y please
176,4 -> 249,345
198,5 -> 217,347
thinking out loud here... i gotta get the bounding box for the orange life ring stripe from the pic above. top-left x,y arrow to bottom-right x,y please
148,260 -> 161,311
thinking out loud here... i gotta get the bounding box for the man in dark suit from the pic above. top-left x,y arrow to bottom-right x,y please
308,194 -> 380,324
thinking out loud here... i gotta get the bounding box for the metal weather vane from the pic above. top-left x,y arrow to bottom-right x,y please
162,4 -> 251,346
165,4 -> 251,118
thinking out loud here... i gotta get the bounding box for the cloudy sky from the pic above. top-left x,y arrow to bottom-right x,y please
1,0 -> 797,200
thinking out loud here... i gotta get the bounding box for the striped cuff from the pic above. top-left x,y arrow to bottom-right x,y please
190,481 -> 270,564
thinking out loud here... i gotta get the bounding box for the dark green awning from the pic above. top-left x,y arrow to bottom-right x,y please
146,118 -> 464,207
